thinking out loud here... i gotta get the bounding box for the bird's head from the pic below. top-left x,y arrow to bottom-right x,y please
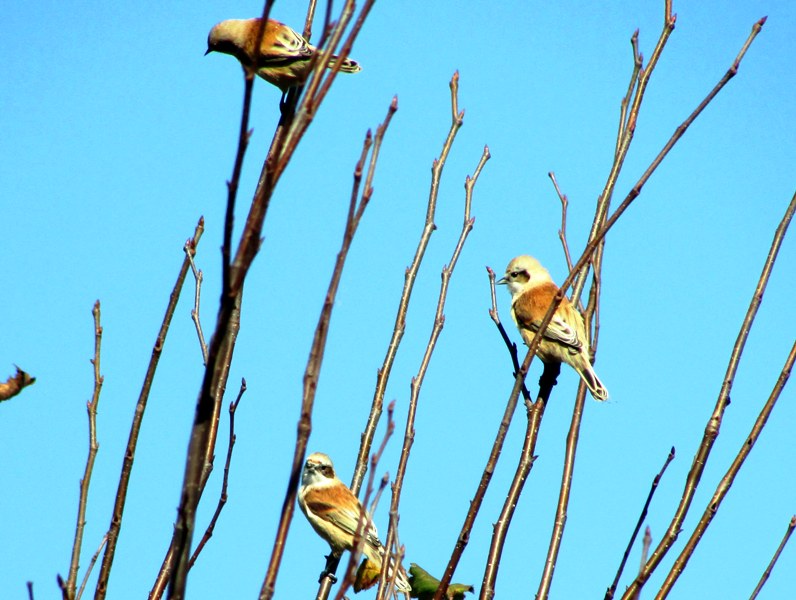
302,452 -> 337,487
497,255 -> 551,296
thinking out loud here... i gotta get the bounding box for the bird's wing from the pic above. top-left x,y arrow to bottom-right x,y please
512,292 -> 581,350
261,26 -> 314,63
302,485 -> 383,551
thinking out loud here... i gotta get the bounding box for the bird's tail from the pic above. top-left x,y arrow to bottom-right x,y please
328,55 -> 362,73
579,360 -> 609,401
357,549 -> 411,594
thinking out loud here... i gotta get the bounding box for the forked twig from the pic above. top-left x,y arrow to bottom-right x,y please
605,448 -> 675,600
96,218 -> 204,600
188,379 -> 247,570
351,73 -> 465,497
657,341 -> 796,597
750,515 -> 796,599
185,241 -> 208,365
548,172 -> 575,275
383,145 -> 489,600
624,185 -> 791,600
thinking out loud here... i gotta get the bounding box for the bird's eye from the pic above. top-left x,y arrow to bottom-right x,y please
511,271 -> 519,278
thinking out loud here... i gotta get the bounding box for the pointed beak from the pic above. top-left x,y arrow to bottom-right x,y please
204,47 -> 212,56
496,276 -> 508,285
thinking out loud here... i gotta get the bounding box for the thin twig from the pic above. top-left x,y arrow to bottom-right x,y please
615,29 -> 643,158
64,301 -> 104,600
351,73 -> 465,497
76,534 -> 107,600
99,217 -> 204,600
640,528 -> 652,575
548,172 -> 575,275
623,181 -> 790,600
260,97 -> 397,600
188,379 -> 247,570
27,582 -> 34,600
750,515 -> 796,599
335,402 -> 397,600
186,241 -> 208,365
571,2 -> 676,308
486,267 -> 532,403
657,341 -> 796,598
605,448 -> 675,600
384,144 -> 488,600
479,391 -> 547,599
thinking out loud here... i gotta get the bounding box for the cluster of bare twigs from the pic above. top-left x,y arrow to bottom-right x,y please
41,1 -> 796,600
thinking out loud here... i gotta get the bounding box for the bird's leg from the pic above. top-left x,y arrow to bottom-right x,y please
318,551 -> 342,583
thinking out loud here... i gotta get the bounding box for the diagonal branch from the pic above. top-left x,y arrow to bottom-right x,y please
92,218 -> 204,600
657,339 -> 796,597
187,379 -> 247,570
605,447 -> 675,600
623,185 -> 792,599
750,515 -> 796,599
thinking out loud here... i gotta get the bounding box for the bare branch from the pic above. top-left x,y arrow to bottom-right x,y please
95,217 -> 204,600
479,395 -> 546,599
615,29 -> 643,158
750,515 -> 796,599
351,73 -> 465,496
623,185 -> 792,600
185,240 -> 208,365
76,534 -> 107,600
571,5 -> 677,308
188,379 -> 247,570
64,301 -> 104,600
260,97 -> 397,600
386,144 -> 488,600
605,447 -> 675,600
658,341 -> 796,596
548,172 -> 575,275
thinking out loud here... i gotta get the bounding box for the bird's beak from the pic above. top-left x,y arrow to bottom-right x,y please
204,47 -> 212,56
496,276 -> 508,285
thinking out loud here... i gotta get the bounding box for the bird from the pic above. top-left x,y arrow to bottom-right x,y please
498,255 -> 609,401
298,452 -> 411,593
407,563 -> 474,600
206,18 -> 362,92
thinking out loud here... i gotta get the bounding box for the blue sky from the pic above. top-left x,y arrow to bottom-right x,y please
2,1 -> 795,598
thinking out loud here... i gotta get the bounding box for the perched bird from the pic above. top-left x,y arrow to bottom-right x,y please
498,255 -> 609,401
407,563 -> 474,600
298,452 -> 411,593
206,18 -> 362,91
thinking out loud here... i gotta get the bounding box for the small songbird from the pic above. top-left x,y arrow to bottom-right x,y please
298,452 -> 411,594
498,255 -> 609,401
206,18 -> 362,92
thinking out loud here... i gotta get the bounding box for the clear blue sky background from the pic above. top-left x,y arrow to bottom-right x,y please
3,1 -> 795,598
